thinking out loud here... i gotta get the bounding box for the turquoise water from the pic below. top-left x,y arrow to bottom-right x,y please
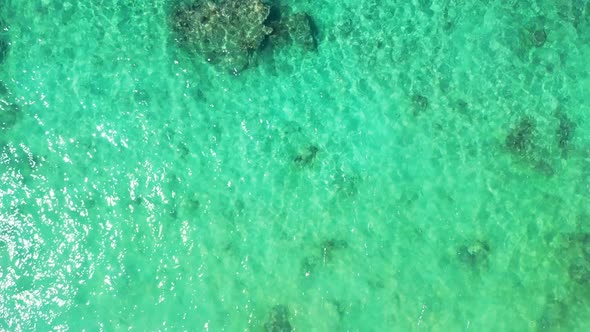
1,0 -> 590,330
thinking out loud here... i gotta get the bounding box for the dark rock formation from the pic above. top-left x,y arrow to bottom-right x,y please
320,239 -> 348,262
521,17 -> 549,51
504,117 -> 555,176
293,144 -> 318,167
300,255 -> 319,275
509,16 -> 550,61
456,240 -> 490,268
170,1 -> 319,72
412,94 -> 429,115
531,28 -> 547,48
538,229 -> 590,329
569,260 -> 590,284
0,39 -> 7,64
0,81 -> 21,130
505,117 -> 535,155
0,99 -> 20,130
283,13 -> 318,50
555,232 -> 590,285
300,238 -> 348,276
264,305 -> 292,332
0,81 -> 7,95
264,5 -> 318,51
538,298 -> 569,330
0,18 -> 8,64
562,232 -> 590,285
333,170 -> 359,197
555,110 -> 575,158
171,0 -> 273,72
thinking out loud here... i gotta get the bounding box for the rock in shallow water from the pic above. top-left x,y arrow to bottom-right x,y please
0,101 -> 21,130
505,117 -> 535,155
0,39 -> 8,64
171,0 -> 272,72
456,240 -> 490,268
170,0 -> 319,73
283,13 -> 318,51
555,110 -> 575,158
264,305 -> 292,332
264,5 -> 318,51
0,17 -> 8,60
0,81 -> 8,95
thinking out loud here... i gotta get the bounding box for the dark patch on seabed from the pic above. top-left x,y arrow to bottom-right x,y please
554,109 -> 576,158
0,16 -> 19,132
456,239 -> 491,271
264,304 -> 293,332
504,117 -> 556,177
502,104 -> 578,176
538,215 -> 590,330
293,144 -> 319,167
0,17 -> 9,65
169,0 -> 319,73
300,238 -> 348,276
0,78 -> 21,132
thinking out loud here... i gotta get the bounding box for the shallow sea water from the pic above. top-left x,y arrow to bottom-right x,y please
1,0 -> 590,330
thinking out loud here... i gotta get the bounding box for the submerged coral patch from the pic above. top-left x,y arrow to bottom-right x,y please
558,232 -> 590,285
569,260 -> 590,284
0,39 -> 8,64
537,298 -> 569,330
0,81 -> 22,131
264,305 -> 292,332
504,116 -> 555,177
170,0 -> 319,73
555,110 -> 576,158
263,4 -> 319,51
0,81 -> 8,95
0,99 -> 20,130
293,144 -> 319,167
531,28 -> 547,48
320,238 -> 348,262
0,18 -> 8,64
171,0 -> 272,72
505,117 -> 535,155
456,239 -> 490,268
411,94 -> 429,115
